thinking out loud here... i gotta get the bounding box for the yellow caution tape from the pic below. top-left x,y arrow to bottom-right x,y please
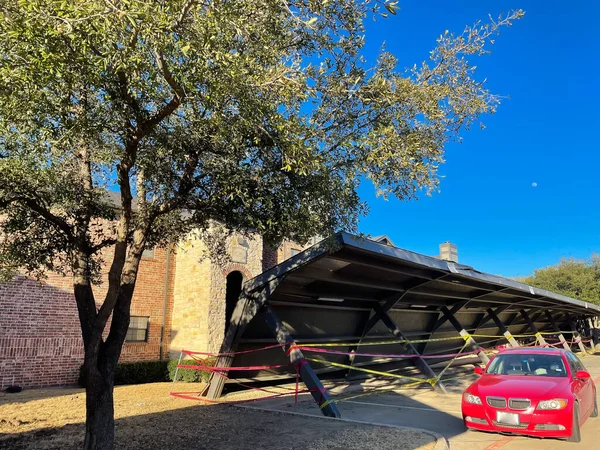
295,331 -> 578,349
319,399 -> 333,410
306,358 -> 435,385
320,381 -> 425,408
299,335 -> 466,348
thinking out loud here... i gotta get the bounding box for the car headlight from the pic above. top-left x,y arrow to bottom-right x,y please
536,399 -> 568,410
463,392 -> 483,405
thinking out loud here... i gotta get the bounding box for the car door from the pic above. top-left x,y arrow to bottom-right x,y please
567,352 -> 594,417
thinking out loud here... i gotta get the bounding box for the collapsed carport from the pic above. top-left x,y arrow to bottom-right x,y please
201,232 -> 600,417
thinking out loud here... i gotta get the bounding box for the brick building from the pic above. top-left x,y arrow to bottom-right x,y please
0,231 -> 312,389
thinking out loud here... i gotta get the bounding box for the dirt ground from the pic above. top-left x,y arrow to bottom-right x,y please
0,382 -> 437,450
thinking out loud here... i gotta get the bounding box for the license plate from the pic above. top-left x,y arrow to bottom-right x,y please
496,411 -> 520,426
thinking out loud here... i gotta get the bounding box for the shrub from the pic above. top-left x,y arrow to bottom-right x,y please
78,358 -> 215,387
167,357 -> 215,383
114,360 -> 169,385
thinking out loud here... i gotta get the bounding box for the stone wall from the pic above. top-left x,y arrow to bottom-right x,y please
207,233 -> 264,352
169,237 -> 212,357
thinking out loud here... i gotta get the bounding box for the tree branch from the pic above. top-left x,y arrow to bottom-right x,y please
93,162 -> 134,334
139,50 -> 186,133
116,70 -> 143,124
171,0 -> 197,31
2,196 -> 74,239
154,149 -> 200,217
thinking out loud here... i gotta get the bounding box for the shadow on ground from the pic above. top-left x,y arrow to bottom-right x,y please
0,400 -> 439,450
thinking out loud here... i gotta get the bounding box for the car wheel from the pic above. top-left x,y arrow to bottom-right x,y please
567,403 -> 581,443
592,392 -> 598,418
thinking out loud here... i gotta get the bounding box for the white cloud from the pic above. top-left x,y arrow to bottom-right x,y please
531,182 -> 538,187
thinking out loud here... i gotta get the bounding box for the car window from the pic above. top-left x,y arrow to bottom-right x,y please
565,354 -> 578,375
566,352 -> 585,373
486,353 -> 567,377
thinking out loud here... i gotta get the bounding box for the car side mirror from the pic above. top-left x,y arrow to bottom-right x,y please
575,370 -> 591,380
474,367 -> 484,375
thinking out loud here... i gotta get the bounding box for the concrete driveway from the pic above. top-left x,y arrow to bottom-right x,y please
239,354 -> 600,450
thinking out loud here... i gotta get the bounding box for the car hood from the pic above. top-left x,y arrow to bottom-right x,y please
474,375 -> 570,399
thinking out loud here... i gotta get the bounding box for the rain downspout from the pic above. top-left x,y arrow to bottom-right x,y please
159,245 -> 172,360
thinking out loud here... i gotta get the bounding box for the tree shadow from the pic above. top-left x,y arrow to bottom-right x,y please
0,387 -> 84,406
0,399 -> 442,450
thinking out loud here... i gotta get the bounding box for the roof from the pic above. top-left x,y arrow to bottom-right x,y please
497,347 -> 566,354
370,235 -> 396,246
246,231 -> 600,317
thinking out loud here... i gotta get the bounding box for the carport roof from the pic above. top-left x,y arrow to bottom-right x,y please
245,232 -> 600,317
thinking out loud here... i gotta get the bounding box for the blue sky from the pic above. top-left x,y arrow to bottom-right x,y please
356,0 -> 600,277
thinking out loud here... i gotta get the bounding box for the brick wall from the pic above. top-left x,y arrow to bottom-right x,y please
0,246 -> 175,389
121,247 -> 176,362
277,240 -> 310,263
0,227 -> 313,389
0,276 -> 83,388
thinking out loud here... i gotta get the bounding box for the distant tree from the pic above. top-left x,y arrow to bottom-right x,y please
0,1 -> 523,449
521,256 -> 600,305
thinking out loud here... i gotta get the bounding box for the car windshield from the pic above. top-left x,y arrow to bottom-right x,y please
486,353 -> 567,377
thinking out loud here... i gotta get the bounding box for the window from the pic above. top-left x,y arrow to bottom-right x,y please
566,352 -> 585,374
290,248 -> 301,257
126,316 -> 149,342
486,353 -> 567,377
142,247 -> 155,259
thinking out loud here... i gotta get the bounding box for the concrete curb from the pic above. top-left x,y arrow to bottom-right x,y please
236,403 -> 450,450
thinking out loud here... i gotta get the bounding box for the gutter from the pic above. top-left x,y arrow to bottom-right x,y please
159,244 -> 172,360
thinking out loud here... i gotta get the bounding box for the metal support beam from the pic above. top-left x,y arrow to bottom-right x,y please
349,276 -> 448,370
440,306 -> 490,365
545,311 -> 571,351
588,318 -> 599,348
205,278 -> 282,400
487,308 -> 519,347
262,305 -> 341,418
374,304 -> 448,394
569,320 -> 588,354
418,300 -> 470,356
431,301 -> 469,334
519,309 -> 547,346
345,292 -> 408,371
474,305 -> 508,331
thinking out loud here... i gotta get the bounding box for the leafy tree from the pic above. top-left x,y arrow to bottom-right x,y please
522,256 -> 600,306
0,1 -> 523,449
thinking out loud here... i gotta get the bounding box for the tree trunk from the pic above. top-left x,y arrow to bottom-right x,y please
78,282 -> 137,450
83,366 -> 115,450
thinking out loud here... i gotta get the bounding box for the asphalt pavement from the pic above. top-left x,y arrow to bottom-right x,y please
239,352 -> 600,450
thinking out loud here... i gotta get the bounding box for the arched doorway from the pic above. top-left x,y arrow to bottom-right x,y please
225,271 -> 244,331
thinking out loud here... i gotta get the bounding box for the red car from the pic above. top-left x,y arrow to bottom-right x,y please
462,348 -> 597,442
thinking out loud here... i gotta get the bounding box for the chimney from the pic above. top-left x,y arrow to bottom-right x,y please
439,242 -> 458,263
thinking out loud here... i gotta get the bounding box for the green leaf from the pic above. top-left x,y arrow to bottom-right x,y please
384,2 -> 400,15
